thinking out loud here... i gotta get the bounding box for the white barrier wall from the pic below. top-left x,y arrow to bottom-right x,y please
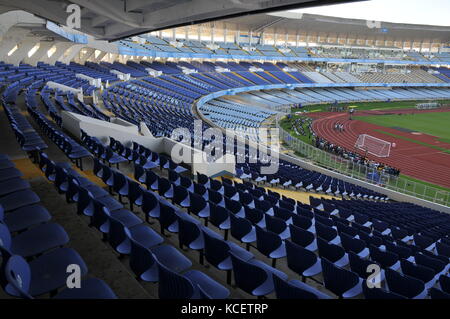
76,74 -> 102,88
61,111 -> 235,177
110,70 -> 131,81
47,81 -> 84,102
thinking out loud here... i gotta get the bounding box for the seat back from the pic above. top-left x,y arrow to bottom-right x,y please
229,214 -> 253,242
317,238 -> 345,263
230,252 -> 269,296
289,224 -> 315,248
321,258 -> 359,297
265,215 -> 287,236
385,268 -> 425,299
362,284 -> 406,299
286,240 -> 318,276
255,225 -> 282,257
4,255 -> 33,299
157,259 -> 194,299
203,231 -> 230,269
178,217 -> 201,248
125,228 -> 155,278
209,204 -> 229,228
273,275 -> 318,299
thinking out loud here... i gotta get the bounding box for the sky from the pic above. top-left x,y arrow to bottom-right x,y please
290,0 -> 450,26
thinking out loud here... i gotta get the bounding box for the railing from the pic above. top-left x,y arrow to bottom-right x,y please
276,115 -> 450,207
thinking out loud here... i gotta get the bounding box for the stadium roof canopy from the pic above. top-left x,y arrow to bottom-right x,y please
209,12 -> 450,44
0,0 -> 360,41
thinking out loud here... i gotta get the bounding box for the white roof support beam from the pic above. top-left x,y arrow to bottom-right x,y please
6,38 -> 40,65
24,41 -> 54,66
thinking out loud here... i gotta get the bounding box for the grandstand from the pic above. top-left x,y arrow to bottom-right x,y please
0,0 -> 450,304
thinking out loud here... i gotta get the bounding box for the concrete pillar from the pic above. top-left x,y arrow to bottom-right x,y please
6,39 -> 40,65
24,42 -> 54,66
42,42 -> 73,65
0,28 -> 29,59
92,51 -> 107,63
79,48 -> 95,64
58,44 -> 84,64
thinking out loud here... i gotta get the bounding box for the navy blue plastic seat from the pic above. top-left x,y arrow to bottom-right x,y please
347,251 -> 384,287
158,177 -> 174,199
3,248 -> 88,297
317,237 -> 349,268
168,170 -> 180,185
208,189 -> 224,207
90,199 -> 142,237
369,245 -> 400,271
321,258 -> 363,299
133,164 -> 146,183
436,242 -> 450,258
273,206 -> 293,224
255,225 -> 286,268
400,259 -> 437,289
127,180 -> 144,211
0,204 -> 51,233
224,198 -> 244,217
202,229 -> 254,284
0,222 -> 69,258
112,170 -> 130,202
439,274 -> 450,294
0,168 -> 23,182
316,222 -> 340,245
108,218 -> 163,256
415,252 -> 448,276
158,202 -> 180,235
229,213 -> 256,249
340,232 -> 370,258
6,258 -> 117,299
142,190 -> 160,222
52,277 -> 117,299
178,217 -> 205,264
362,284 -> 406,299
0,189 -> 40,212
157,259 -> 230,299
230,252 -> 287,297
173,185 -> 190,208
104,147 -> 127,167
385,241 -> 414,262
0,178 -> 30,197
66,175 -> 108,203
144,170 -> 159,191
430,287 -> 450,299
385,268 -> 427,299
286,240 -> 322,281
180,176 -> 194,192
292,213 -> 315,232
289,224 -> 317,251
188,192 -> 210,220
265,215 -> 290,240
244,206 -> 266,228
99,165 -> 114,191
127,229 -> 192,282
93,157 -> 104,178
209,203 -> 230,238
0,159 -> 14,170
77,187 -> 123,216
273,274 -> 331,299
414,234 -> 435,251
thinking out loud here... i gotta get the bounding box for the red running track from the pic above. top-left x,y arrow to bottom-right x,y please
310,108 -> 450,188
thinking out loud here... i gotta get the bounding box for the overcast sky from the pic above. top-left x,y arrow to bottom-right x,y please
291,0 -> 450,26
